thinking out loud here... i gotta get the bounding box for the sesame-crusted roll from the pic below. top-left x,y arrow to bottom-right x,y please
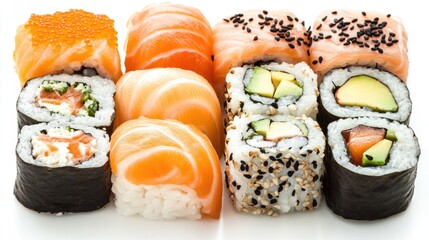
225,115 -> 325,216
224,61 -> 318,124
310,10 -> 408,83
213,9 -> 311,101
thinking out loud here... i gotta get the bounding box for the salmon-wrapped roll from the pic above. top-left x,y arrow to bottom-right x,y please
14,9 -> 122,87
213,9 -> 311,99
310,10 -> 408,83
124,3 -> 213,87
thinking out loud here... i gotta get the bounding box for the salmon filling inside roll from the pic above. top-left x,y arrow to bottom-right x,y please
35,81 -> 99,117
31,126 -> 97,166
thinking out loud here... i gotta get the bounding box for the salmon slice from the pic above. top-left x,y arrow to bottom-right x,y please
33,129 -> 95,164
110,118 -> 222,219
125,3 -> 213,87
114,68 -> 224,156
37,87 -> 84,115
310,10 -> 408,83
342,125 -> 386,166
213,9 -> 311,100
14,9 -> 122,87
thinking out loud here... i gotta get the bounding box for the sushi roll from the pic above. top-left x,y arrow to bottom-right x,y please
325,117 -> 420,220
225,61 -> 318,123
110,118 -> 222,220
17,74 -> 116,133
14,121 -> 111,213
213,9 -> 311,100
14,9 -> 122,86
310,10 -> 408,83
225,115 -> 325,216
318,66 -> 412,132
124,3 -> 213,87
114,68 -> 223,156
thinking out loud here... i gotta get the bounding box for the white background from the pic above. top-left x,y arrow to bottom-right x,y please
0,1 -> 427,239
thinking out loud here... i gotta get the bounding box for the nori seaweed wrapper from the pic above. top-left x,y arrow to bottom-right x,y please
16,109 -> 114,136
14,152 -> 111,213
323,143 -> 418,220
317,95 -> 410,134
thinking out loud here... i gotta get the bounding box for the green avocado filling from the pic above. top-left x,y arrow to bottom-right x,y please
248,118 -> 308,141
335,75 -> 398,112
244,66 -> 303,99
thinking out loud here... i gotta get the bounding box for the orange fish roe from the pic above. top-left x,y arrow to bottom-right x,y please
25,9 -> 118,48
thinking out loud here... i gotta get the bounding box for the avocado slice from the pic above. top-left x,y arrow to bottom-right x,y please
251,118 -> 271,136
245,67 -> 274,98
271,71 -> 303,88
295,122 -> 309,136
362,139 -> 393,167
266,121 -> 303,141
335,75 -> 398,112
386,129 -> 397,141
273,79 -> 303,99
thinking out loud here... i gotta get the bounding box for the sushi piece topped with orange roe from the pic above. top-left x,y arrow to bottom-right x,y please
14,9 -> 122,86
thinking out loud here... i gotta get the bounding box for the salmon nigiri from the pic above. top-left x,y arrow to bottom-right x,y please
310,10 -> 408,83
114,68 -> 223,156
213,9 -> 311,100
110,118 -> 222,219
124,3 -> 213,87
14,9 -> 122,87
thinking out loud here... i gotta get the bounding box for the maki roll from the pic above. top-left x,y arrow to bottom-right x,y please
213,9 -> 311,100
310,10 -> 408,83
17,74 -> 116,134
14,9 -> 122,86
325,117 -> 420,220
225,62 -> 318,123
225,115 -> 325,216
318,66 -> 411,132
15,121 -> 111,213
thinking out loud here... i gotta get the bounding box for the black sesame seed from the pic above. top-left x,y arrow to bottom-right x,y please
276,153 -> 282,158
268,167 -> 274,173
312,60 -> 318,65
288,43 -> 295,49
362,11 -> 367,16
251,198 -> 258,205
269,156 -> 276,161
293,161 -> 299,171
229,153 -> 233,161
322,16 -> 327,21
253,36 -> 258,41
254,189 -> 261,195
232,180 -> 237,186
258,14 -> 264,19
325,35 -> 332,39
263,161 -> 268,167
306,49 -> 310,56
278,186 -> 284,192
312,199 -> 318,207
270,102 -> 278,109
287,171 -> 294,177
313,175 -> 319,182
300,153 -> 307,157
318,56 -> 323,63
294,17 -> 299,22
311,161 -> 318,169
270,199 -> 277,204
275,37 -> 280,41
286,159 -> 292,168
247,27 -> 251,33
287,15 -> 293,21
292,190 -> 296,196
233,24 -> 239,28
387,14 -> 391,18
263,10 -> 268,15
296,200 -> 300,205
268,193 -> 273,199
256,175 -> 264,180
237,185 -> 241,190
240,165 -> 245,171
223,19 -> 230,23
248,18 -> 253,22
366,154 -> 373,160
339,37 -> 345,42
332,11 -> 337,15
244,174 -> 252,179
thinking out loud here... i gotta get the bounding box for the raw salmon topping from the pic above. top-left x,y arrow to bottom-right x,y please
32,127 -> 97,166
25,9 -> 118,48
342,125 -> 385,166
